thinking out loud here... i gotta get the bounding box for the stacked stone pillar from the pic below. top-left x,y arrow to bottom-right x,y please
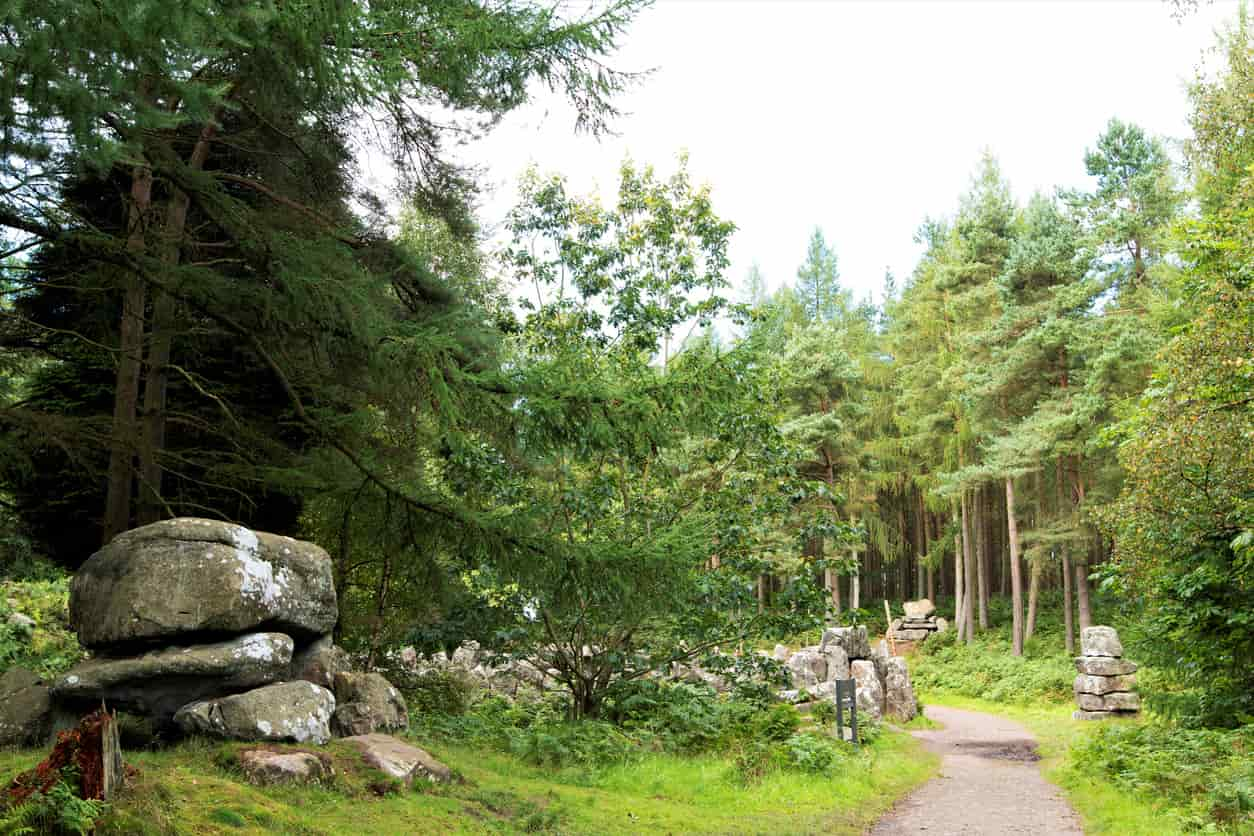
1073,626 -> 1140,720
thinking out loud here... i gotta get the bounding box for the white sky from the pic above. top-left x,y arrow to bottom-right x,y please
451,0 -> 1240,305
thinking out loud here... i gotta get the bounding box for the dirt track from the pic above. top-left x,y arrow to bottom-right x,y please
867,704 -> 1084,835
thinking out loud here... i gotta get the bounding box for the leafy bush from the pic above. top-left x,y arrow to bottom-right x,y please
0,778 -> 106,835
389,667 -> 478,717
1072,721 -> 1254,831
782,732 -> 847,773
0,577 -> 85,677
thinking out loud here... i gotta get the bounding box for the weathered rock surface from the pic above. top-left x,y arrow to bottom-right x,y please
1097,691 -> 1141,712
0,667 -> 51,746
342,733 -> 452,785
175,681 -> 335,744
821,626 -> 870,660
786,649 -> 827,689
1074,656 -> 1137,676
1080,626 -> 1123,658
7,612 -> 36,632
884,657 -> 917,722
70,518 -> 336,649
52,632 -> 293,719
935,617 -> 949,633
236,748 -> 333,786
1074,673 -> 1137,696
851,659 -> 883,722
1072,709 -> 1116,721
894,629 -> 931,641
290,635 -> 351,690
903,599 -> 936,619
330,672 -> 408,737
820,644 -> 850,682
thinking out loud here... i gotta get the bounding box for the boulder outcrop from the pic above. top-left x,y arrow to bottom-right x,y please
0,667 -> 52,747
175,681 -> 335,744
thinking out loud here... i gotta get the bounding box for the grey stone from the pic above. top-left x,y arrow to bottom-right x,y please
1072,709 -> 1116,721
903,599 -> 936,619
342,733 -> 452,784
1101,692 -> 1141,712
290,635 -> 351,690
935,617 -> 949,633
786,649 -> 826,689
7,612 -> 35,632
175,680 -> 335,744
821,644 -> 850,682
851,659 -> 883,722
52,632 -> 293,720
0,667 -> 51,747
1080,626 -> 1123,658
893,629 -> 931,641
330,672 -> 408,737
70,518 -> 337,649
821,626 -> 871,660
1074,656 -> 1137,676
237,748 -> 333,786
772,644 -> 790,661
884,657 -> 917,722
1074,673 -> 1137,696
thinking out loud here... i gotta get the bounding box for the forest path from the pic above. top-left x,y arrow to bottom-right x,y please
867,704 -> 1084,835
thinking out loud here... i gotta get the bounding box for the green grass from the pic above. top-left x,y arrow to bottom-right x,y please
920,691 -> 1194,836
0,728 -> 937,835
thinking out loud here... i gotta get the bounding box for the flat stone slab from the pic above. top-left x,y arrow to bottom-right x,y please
903,598 -> 936,619
1075,656 -> 1137,676
175,680 -> 335,744
53,633 -> 293,720
341,733 -> 452,784
892,629 -> 932,641
1072,710 -> 1118,721
237,748 -> 333,786
1074,673 -> 1137,696
71,518 -> 336,650
1080,626 -> 1123,658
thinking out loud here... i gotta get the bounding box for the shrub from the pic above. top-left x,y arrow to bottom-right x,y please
0,778 -> 106,836
782,732 -> 847,773
390,667 -> 478,717
0,577 -> 85,677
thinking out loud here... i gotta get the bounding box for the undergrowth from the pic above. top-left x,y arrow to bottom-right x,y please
0,577 -> 85,678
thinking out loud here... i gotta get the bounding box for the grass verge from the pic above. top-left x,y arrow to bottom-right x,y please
0,728 -> 937,835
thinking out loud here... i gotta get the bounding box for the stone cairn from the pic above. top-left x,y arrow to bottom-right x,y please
1073,625 -> 1140,720
887,598 -> 948,644
1,519 -> 424,771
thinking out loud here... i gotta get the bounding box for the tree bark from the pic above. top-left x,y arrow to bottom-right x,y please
1074,465 -> 1093,631
849,512 -> 861,611
1025,561 -> 1040,642
976,485 -> 988,631
961,491 -> 976,642
1006,476 -> 1024,656
953,502 -> 964,639
103,164 -> 155,544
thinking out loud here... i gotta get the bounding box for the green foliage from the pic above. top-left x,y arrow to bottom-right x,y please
1072,721 -> 1254,831
0,577 -> 85,677
781,732 -> 848,774
912,630 -> 1075,704
0,778 -> 106,836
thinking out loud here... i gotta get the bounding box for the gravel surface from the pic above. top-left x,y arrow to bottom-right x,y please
867,704 -> 1084,835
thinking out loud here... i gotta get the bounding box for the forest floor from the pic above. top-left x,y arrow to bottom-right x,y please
869,704 -> 1083,836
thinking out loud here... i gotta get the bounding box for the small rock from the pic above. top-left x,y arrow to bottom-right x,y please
341,733 -> 451,785
331,672 -> 408,737
903,599 -> 936,619
772,644 -> 790,661
237,748 -> 333,786
935,617 -> 948,633
175,681 -> 335,744
6,612 -> 36,632
1080,626 -> 1123,658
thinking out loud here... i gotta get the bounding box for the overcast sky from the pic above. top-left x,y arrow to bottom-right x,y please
440,0 -> 1240,305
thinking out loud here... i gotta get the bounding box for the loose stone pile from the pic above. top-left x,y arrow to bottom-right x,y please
25,519 -> 407,745
1072,626 -> 1140,720
774,625 -> 917,723
887,598 -> 948,643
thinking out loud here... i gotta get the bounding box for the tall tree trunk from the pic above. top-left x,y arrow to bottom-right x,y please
849,512 -> 861,611
1005,476 -> 1024,656
103,164 -> 155,543
961,491 -> 976,642
1073,464 -> 1093,631
952,502 -> 964,639
1056,462 -> 1075,653
1025,561 -> 1040,642
976,485 -> 988,631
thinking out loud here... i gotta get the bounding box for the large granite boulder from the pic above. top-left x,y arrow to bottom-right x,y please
1080,626 -> 1123,658
820,644 -> 850,682
341,733 -> 452,785
330,672 -> 408,737
70,518 -> 336,650
51,632 -> 293,720
903,599 -> 936,619
785,649 -> 827,689
850,659 -> 883,722
884,657 -> 917,722
290,635 -> 351,690
174,680 -> 335,744
821,626 -> 871,660
1074,656 -> 1137,676
0,667 -> 51,746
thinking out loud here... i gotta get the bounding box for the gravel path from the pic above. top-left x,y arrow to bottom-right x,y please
867,704 -> 1084,836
